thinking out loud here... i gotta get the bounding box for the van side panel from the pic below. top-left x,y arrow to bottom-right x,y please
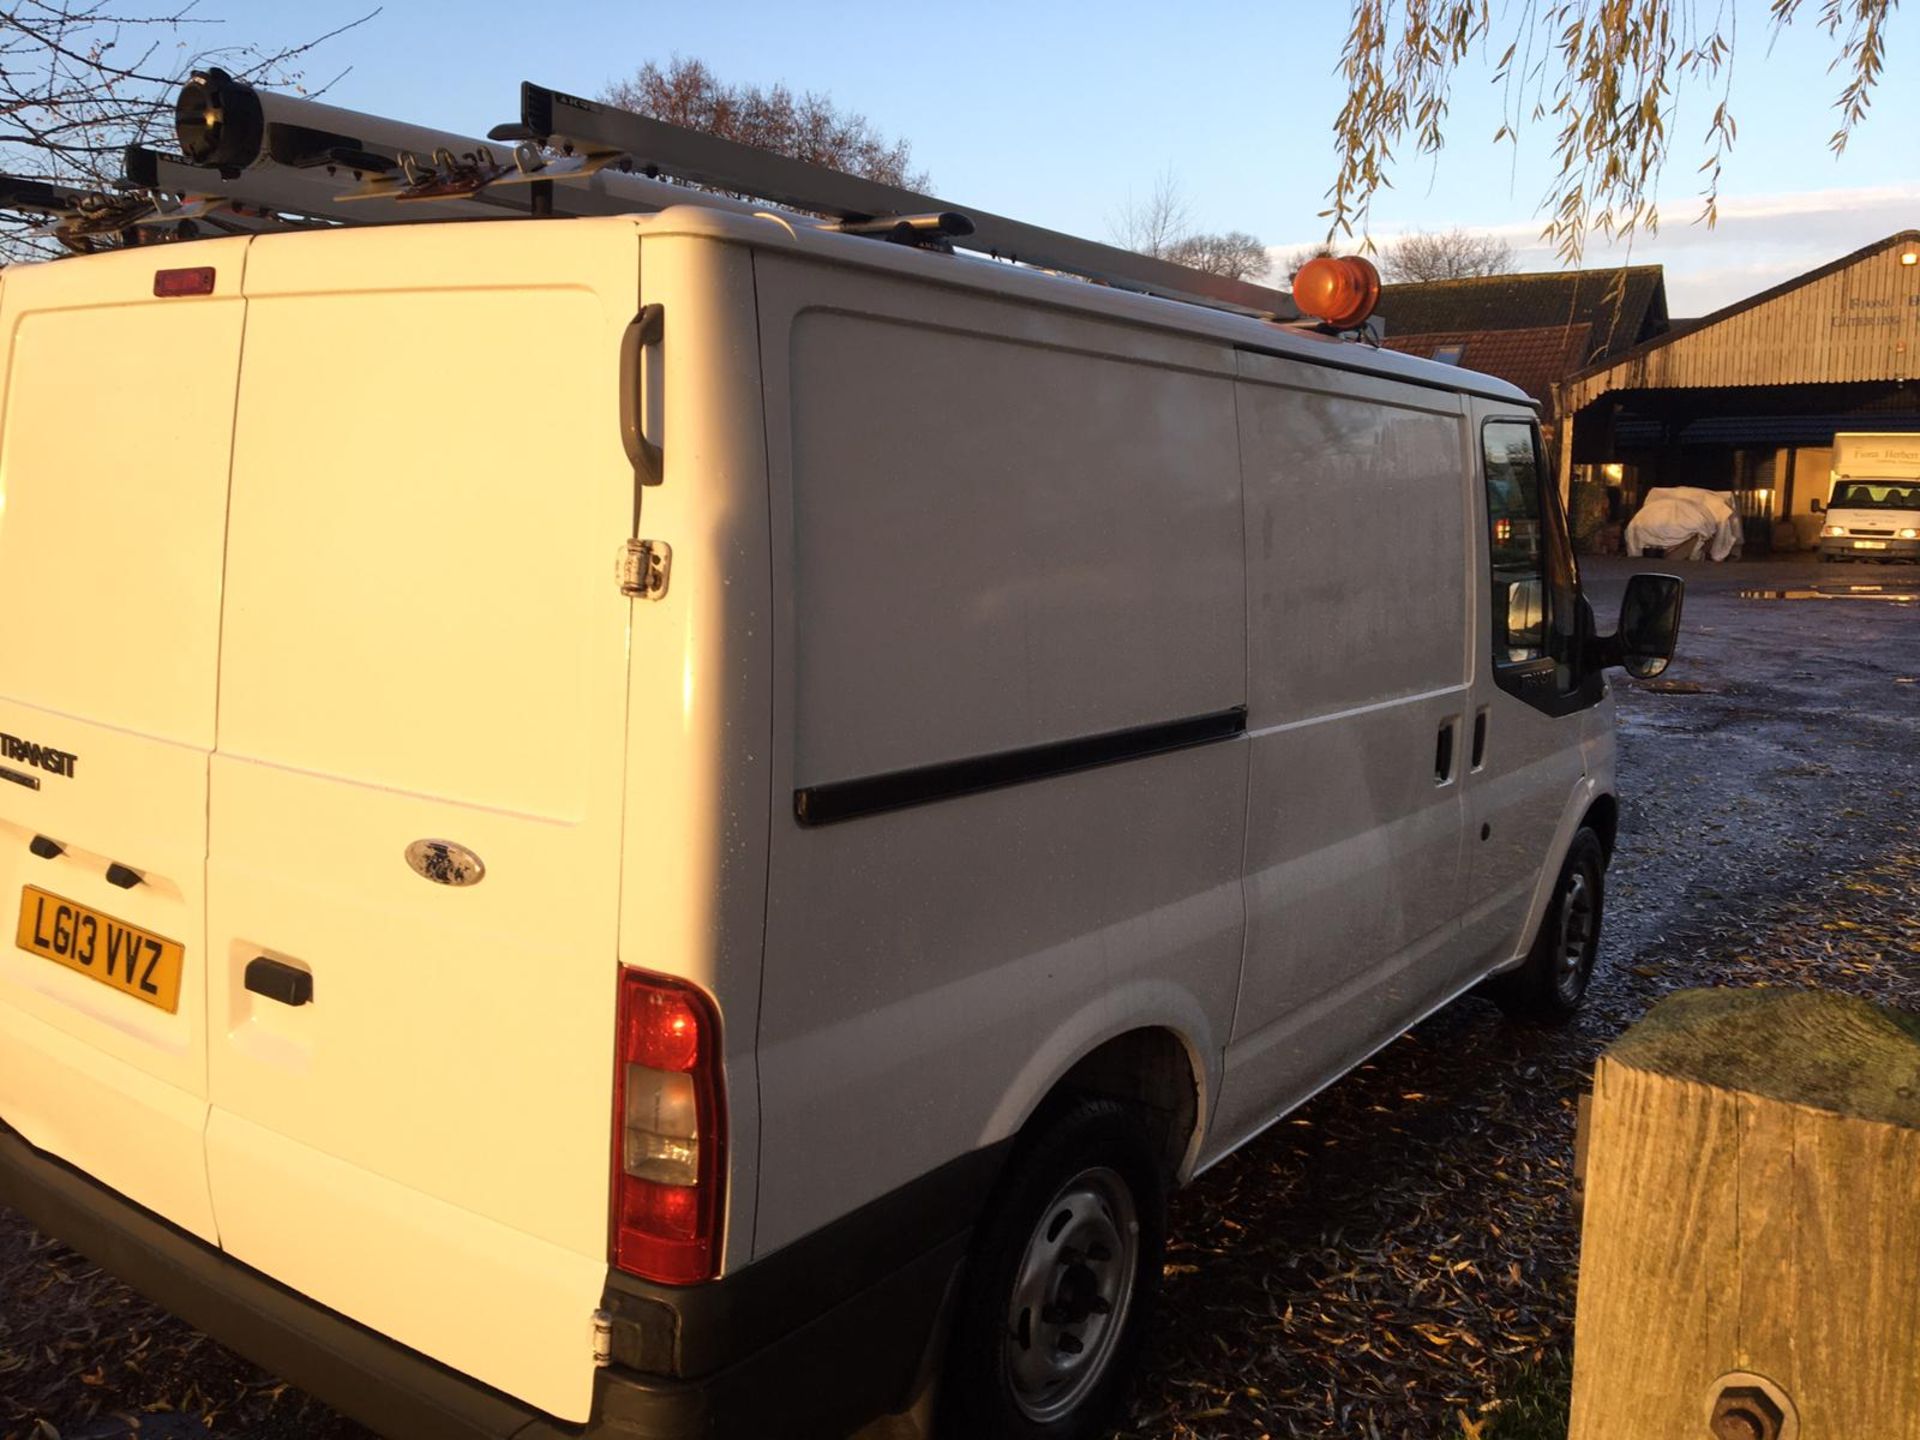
753,256 -> 1249,1254
1208,352 -> 1471,1157
204,225 -> 641,1421
616,233 -> 774,1274
0,239 -> 253,1241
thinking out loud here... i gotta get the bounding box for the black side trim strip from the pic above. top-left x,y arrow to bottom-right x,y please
794,705 -> 1248,827
0,765 -> 41,791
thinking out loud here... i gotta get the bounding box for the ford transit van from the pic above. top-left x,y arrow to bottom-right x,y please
1819,431 -> 1920,562
0,186 -> 1682,1439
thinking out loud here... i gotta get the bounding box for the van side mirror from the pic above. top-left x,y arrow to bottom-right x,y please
1810,498 -> 1824,514
1606,572 -> 1685,678
1505,577 -> 1546,654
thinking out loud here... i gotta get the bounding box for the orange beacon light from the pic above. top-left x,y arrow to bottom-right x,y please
1291,254 -> 1382,330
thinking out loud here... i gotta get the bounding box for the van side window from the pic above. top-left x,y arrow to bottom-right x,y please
1484,421 -> 1550,664
1482,419 -> 1587,702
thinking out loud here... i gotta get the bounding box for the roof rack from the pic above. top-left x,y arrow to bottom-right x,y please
166,69 -> 773,227
502,83 -> 1297,320
0,72 -> 1301,324
0,168 -> 306,250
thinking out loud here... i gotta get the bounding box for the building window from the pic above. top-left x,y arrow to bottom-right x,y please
1431,343 -> 1466,365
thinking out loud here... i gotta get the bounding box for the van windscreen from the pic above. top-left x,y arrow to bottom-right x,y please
1833,481 -> 1920,509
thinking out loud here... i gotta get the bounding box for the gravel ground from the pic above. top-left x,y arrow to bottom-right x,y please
5,554 -> 1919,1440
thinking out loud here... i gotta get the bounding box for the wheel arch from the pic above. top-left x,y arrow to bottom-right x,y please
1037,1027 -> 1202,1186
1582,790 -> 1619,862
1490,774 -> 1611,979
981,998 -> 1217,1192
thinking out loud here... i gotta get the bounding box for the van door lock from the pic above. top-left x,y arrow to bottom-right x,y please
617,538 -> 671,601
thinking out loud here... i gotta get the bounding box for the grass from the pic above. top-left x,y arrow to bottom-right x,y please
1485,1348 -> 1573,1440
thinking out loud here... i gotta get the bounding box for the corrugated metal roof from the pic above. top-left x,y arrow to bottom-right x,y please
1564,231 -> 1920,408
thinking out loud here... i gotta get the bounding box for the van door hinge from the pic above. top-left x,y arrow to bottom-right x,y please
617,538 -> 671,600
591,1308 -> 613,1367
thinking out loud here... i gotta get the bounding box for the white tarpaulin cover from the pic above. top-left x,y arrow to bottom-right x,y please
1625,486 -> 1743,561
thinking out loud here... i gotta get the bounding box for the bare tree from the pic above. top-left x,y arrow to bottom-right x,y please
1112,171 -> 1271,282
0,3 -> 374,256
1109,168 -> 1191,259
1165,230 -> 1271,283
603,57 -> 926,188
1378,228 -> 1516,283
1330,1 -> 1896,265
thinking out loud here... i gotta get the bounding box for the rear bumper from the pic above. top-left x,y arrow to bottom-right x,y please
0,1121 -> 1000,1439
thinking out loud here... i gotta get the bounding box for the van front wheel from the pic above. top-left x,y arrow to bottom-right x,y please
942,1098 -> 1166,1440
1486,826 -> 1607,1025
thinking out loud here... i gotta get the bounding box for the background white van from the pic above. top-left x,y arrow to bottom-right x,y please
1819,431 -> 1920,562
0,201 -> 1681,1440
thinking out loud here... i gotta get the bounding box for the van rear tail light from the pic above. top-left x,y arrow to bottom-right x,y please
613,968 -> 724,1284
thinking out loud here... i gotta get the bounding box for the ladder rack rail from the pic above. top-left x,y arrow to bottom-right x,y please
128,146 -> 487,228
168,70 -> 780,229
515,84 -> 1299,321
0,72 -> 1304,329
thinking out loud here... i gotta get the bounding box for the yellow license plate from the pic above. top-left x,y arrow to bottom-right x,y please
15,886 -> 184,1013
1855,540 -> 1888,550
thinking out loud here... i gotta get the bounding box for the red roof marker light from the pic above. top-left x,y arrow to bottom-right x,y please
153,267 -> 216,298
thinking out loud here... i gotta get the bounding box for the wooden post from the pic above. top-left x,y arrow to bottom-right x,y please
1569,988 -> 1920,1439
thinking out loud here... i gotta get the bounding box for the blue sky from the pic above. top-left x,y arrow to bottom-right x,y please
187,1 -> 1920,314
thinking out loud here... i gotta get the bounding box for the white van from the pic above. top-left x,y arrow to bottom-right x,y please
1818,431 -> 1920,563
0,205 -> 1681,1440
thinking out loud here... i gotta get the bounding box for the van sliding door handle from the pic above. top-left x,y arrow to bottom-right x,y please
1434,720 -> 1457,785
245,957 -> 312,1007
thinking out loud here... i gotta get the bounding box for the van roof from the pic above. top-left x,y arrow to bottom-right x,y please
13,208 -> 1532,408
625,206 -> 1534,407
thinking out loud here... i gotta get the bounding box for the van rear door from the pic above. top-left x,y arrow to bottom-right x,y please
204,223 -> 640,1423
0,241 -> 252,1241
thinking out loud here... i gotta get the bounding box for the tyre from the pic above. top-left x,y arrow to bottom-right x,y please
1484,826 -> 1607,1025
941,1097 -> 1168,1440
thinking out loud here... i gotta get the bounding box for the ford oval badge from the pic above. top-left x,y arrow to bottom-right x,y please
405,839 -> 485,888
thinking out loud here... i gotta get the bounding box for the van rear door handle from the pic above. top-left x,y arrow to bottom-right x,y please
245,957 -> 313,1007
619,304 -> 664,489
1471,709 -> 1489,770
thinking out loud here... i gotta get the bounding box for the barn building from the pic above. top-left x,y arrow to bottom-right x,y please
1375,232 -> 1920,552
1554,230 -> 1920,551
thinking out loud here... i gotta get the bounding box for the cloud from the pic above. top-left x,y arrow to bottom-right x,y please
1268,182 -> 1920,314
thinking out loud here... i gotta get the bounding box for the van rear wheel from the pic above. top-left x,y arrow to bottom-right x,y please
1485,827 -> 1606,1025
942,1097 -> 1166,1440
